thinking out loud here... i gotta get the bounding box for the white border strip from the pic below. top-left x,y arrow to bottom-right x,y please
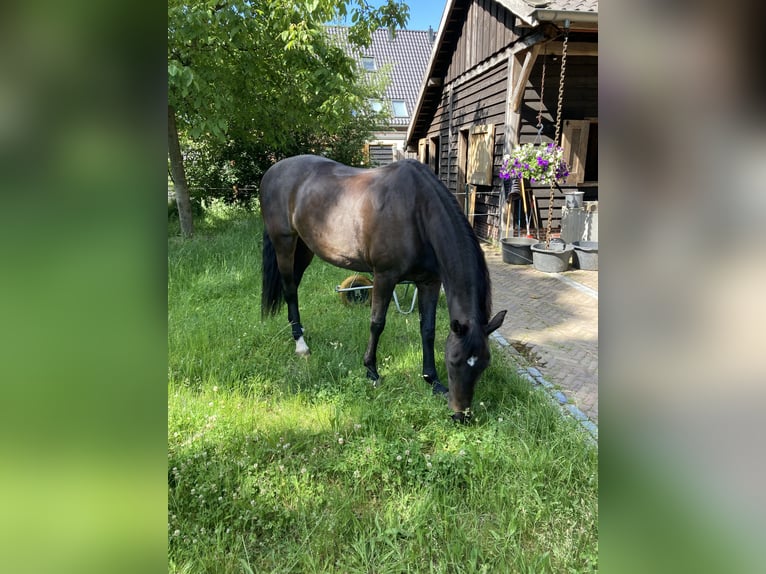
549,272 -> 598,299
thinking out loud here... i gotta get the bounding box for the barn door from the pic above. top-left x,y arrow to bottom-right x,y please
418,138 -> 427,163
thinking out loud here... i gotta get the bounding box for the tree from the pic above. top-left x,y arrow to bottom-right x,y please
168,0 -> 409,236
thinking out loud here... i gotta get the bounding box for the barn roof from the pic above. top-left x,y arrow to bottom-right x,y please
406,0 -> 598,146
327,27 -> 436,127
499,0 -> 598,26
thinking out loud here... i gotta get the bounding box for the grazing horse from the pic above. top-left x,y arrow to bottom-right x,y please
260,155 -> 506,420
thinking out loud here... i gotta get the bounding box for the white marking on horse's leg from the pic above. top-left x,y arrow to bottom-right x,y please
295,336 -> 310,357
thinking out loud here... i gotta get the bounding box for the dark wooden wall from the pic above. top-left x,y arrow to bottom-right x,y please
445,0 -> 515,83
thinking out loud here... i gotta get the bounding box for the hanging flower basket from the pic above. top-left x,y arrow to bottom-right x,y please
498,143 -> 572,271
499,142 -> 569,185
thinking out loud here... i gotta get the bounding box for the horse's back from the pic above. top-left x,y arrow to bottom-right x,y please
259,155 -> 444,274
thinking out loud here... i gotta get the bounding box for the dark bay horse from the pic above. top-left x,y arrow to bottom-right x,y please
260,155 -> 506,420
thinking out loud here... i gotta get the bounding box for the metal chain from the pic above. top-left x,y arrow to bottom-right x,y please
536,47 -> 546,140
545,24 -> 568,248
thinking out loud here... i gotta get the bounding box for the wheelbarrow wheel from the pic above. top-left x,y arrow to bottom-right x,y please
338,275 -> 373,306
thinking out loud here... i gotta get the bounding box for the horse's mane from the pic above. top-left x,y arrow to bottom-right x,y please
403,160 -> 492,325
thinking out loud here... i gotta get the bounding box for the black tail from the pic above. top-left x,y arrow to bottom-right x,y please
261,230 -> 284,318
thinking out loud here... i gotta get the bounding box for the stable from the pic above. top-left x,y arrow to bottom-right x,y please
406,0 -> 598,242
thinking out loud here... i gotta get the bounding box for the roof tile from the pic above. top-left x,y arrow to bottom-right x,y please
327,27 -> 435,127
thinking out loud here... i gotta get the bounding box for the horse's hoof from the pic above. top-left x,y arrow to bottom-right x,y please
431,381 -> 448,397
451,411 -> 472,424
295,336 -> 310,357
366,368 -> 380,387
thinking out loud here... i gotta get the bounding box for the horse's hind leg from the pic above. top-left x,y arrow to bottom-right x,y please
291,239 -> 314,354
417,280 -> 448,396
273,234 -> 313,356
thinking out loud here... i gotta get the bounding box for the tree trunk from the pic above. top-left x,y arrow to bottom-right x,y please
167,104 -> 194,237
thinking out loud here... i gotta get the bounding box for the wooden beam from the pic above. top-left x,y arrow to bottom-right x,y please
544,41 -> 598,57
511,43 -> 541,113
503,51 -> 516,155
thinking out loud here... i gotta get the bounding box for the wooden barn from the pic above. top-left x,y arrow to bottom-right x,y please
406,0 -> 598,242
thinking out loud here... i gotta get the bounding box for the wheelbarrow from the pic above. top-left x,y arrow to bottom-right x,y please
335,274 -> 418,314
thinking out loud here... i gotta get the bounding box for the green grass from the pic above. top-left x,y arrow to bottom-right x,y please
168,202 -> 598,573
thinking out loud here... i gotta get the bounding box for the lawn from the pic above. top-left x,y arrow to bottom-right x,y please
168,203 -> 598,573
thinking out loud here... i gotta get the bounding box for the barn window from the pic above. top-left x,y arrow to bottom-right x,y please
361,57 -> 376,71
467,124 -> 495,186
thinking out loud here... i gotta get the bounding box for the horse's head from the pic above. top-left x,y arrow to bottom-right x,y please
445,311 -> 507,421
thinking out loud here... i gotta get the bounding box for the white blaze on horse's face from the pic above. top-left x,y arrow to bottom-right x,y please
467,355 -> 478,367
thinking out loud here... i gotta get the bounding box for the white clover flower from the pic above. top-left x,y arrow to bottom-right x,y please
396,455 -> 402,461
173,529 -> 180,536
338,438 -> 344,445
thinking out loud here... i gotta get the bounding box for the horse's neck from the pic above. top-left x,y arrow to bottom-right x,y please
427,217 -> 485,324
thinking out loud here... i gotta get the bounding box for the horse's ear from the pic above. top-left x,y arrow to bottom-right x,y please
485,310 -> 507,335
451,320 -> 467,337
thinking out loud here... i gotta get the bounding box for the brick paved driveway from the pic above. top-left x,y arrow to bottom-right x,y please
483,245 -> 599,423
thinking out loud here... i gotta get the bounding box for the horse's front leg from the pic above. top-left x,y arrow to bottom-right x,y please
363,274 -> 396,384
417,280 -> 448,397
